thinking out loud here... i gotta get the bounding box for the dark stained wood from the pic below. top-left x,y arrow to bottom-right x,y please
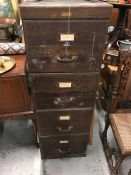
0,55 -> 31,114
39,134 -> 89,159
36,108 -> 93,136
0,110 -> 33,120
23,19 -> 107,73
35,92 -> 96,110
124,68 -> 131,100
20,1 -> 112,19
23,20 -> 107,46
106,3 -> 131,52
30,73 -> 99,93
27,48 -> 102,73
20,0 -> 112,158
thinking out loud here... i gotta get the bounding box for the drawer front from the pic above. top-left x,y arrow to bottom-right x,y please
39,134 -> 88,159
24,20 -> 107,46
36,108 -> 93,136
30,73 -> 99,93
27,46 -> 102,73
24,20 -> 107,72
35,92 -> 96,109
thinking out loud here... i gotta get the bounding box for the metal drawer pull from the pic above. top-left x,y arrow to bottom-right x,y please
55,55 -> 78,62
56,126 -> 73,132
57,148 -> 71,154
54,97 -> 74,104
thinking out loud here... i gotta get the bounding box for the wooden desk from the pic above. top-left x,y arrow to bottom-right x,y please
0,55 -> 33,118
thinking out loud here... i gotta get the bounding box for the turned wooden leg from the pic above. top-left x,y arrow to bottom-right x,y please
113,155 -> 124,175
102,115 -> 110,148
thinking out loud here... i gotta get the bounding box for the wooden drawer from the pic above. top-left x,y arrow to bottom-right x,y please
39,134 -> 88,159
30,73 -> 99,93
35,92 -> 96,109
23,20 -> 107,46
27,46 -> 103,73
24,20 -> 107,73
36,108 -> 93,136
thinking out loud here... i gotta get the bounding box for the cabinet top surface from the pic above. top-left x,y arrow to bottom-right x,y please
20,0 -> 112,8
20,0 -> 112,19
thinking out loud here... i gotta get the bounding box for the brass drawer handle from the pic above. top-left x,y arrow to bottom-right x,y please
54,97 -> 74,104
56,126 -> 73,132
55,55 -> 78,63
56,148 -> 71,154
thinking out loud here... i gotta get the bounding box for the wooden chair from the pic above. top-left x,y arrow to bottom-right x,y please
99,52 -> 119,112
101,50 -> 131,175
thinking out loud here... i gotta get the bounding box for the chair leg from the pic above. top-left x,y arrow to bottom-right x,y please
115,155 -> 124,174
103,143 -> 124,175
101,115 -> 110,148
101,120 -> 124,175
31,118 -> 39,148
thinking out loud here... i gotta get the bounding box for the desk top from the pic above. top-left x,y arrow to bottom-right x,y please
1,55 -> 26,77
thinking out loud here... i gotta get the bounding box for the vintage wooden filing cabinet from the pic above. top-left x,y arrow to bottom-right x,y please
20,0 -> 112,159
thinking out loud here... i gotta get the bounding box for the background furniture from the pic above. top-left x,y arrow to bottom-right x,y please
106,3 -> 131,52
0,55 -> 37,144
20,0 -> 112,159
0,18 -> 16,42
101,51 -> 131,174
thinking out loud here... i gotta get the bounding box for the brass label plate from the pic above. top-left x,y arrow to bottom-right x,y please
58,82 -> 72,88
60,140 -> 69,144
61,12 -> 72,17
59,115 -> 70,121
60,34 -> 74,41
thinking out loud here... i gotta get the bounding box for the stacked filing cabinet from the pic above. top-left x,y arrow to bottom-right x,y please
20,0 -> 112,159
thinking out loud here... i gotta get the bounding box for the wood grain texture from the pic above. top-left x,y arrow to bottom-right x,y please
35,92 -> 96,110
39,134 -> 89,159
36,108 -> 93,136
0,55 -> 31,115
20,1 -> 112,158
30,73 -> 99,93
23,19 -> 107,73
20,0 -> 112,19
